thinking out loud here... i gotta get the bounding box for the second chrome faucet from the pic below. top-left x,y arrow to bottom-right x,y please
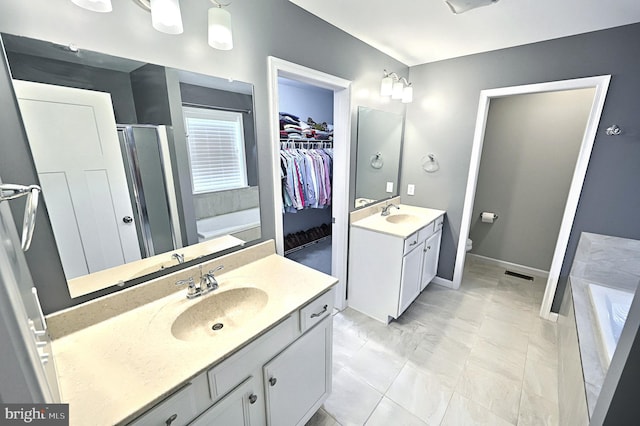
176,265 -> 224,299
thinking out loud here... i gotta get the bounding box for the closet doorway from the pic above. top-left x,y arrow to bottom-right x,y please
268,57 -> 351,310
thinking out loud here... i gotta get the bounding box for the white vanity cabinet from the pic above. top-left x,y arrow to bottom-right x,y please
128,288 -> 334,426
348,212 -> 443,324
264,316 -> 332,426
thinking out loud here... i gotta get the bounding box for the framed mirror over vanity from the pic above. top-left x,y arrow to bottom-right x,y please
0,33 -> 262,312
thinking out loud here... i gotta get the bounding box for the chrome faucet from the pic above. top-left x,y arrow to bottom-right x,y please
171,253 -> 185,264
175,265 -> 225,299
381,203 -> 400,216
200,265 -> 224,293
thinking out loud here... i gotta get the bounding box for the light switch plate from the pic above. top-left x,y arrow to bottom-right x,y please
407,184 -> 415,195
386,182 -> 393,193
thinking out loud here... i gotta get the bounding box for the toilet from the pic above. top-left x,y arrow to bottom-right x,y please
466,238 -> 473,252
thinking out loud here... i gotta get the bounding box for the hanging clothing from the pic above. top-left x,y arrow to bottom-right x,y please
280,146 -> 333,213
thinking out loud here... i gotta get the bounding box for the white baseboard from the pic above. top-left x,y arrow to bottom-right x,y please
467,253 -> 549,279
432,276 -> 456,289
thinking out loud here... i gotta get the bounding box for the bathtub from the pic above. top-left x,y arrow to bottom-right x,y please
196,207 -> 260,241
587,283 -> 634,363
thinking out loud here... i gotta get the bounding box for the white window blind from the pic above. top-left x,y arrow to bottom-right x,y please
183,106 -> 248,194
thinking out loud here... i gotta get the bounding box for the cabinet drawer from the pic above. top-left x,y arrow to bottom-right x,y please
417,222 -> 435,242
300,289 -> 334,333
129,383 -> 197,426
435,215 -> 444,230
208,315 -> 297,401
403,232 -> 421,253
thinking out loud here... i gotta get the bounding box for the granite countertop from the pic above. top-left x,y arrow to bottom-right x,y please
351,204 -> 445,238
569,232 -> 640,416
50,248 -> 337,425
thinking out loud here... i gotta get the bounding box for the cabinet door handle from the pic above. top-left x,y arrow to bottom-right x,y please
310,304 -> 328,318
122,216 -> 133,224
249,394 -> 258,404
409,240 -> 418,246
165,413 -> 178,425
269,377 -> 277,386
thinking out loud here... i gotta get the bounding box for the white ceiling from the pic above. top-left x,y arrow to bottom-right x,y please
289,0 -> 640,66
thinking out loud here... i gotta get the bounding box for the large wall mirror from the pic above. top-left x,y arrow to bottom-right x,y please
1,33 -> 261,299
354,106 -> 404,208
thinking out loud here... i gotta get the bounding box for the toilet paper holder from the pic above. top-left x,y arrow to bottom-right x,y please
480,212 -> 498,221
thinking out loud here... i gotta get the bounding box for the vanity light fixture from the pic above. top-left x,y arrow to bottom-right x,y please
71,0 -> 112,13
208,0 -> 234,51
380,70 -> 413,104
150,0 -> 184,35
445,0 -> 499,14
72,0 -> 234,50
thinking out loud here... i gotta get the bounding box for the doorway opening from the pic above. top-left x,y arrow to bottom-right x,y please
455,76 -> 611,320
268,57 -> 351,310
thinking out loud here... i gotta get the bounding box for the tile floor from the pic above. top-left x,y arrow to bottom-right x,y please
307,258 -> 559,426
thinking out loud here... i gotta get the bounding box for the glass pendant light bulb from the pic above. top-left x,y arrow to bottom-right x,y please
380,75 -> 393,97
391,81 -> 404,100
208,6 -> 234,50
150,0 -> 184,35
402,85 -> 413,103
71,0 -> 112,13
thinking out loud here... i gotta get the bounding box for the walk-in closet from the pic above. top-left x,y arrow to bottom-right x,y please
278,77 -> 334,275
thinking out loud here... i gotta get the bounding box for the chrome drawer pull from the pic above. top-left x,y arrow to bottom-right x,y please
310,304 -> 328,318
165,413 -> 178,425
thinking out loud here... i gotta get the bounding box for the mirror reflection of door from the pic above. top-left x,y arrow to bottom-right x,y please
13,80 -> 141,279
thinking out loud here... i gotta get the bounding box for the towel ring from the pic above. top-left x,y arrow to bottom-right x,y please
370,152 -> 383,169
422,153 -> 439,173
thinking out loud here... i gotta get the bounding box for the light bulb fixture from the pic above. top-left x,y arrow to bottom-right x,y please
208,1 -> 234,51
150,0 -> 184,35
445,0 -> 499,14
380,75 -> 394,97
71,0 -> 112,13
391,81 -> 404,100
402,85 -> 413,104
380,70 -> 413,103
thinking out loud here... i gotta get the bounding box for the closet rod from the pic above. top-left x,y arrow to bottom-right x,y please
182,102 -> 252,114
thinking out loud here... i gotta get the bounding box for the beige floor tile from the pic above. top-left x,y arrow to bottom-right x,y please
517,388 -> 559,426
343,340 -> 406,393
441,392 -> 515,426
523,357 -> 558,402
484,300 -> 535,333
456,361 -> 522,424
477,316 -> 530,354
365,397 -> 427,426
467,337 -> 527,382
407,342 -> 465,389
386,364 -> 454,425
323,369 -> 382,426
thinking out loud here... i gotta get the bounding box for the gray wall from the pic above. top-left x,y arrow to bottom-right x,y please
469,89 -> 595,271
0,0 -> 407,314
403,23 -> 640,311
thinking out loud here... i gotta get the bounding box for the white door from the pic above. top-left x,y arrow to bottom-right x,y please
13,80 -> 141,279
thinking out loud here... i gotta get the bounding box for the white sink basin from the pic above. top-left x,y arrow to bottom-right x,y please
385,214 -> 421,224
171,287 -> 268,341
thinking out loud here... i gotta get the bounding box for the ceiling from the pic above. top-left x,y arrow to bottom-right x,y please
289,0 -> 640,67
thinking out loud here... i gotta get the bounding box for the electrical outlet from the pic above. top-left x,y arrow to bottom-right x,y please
386,182 -> 393,193
407,184 -> 415,196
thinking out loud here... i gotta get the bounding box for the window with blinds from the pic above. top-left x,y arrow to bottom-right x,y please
183,106 -> 248,194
